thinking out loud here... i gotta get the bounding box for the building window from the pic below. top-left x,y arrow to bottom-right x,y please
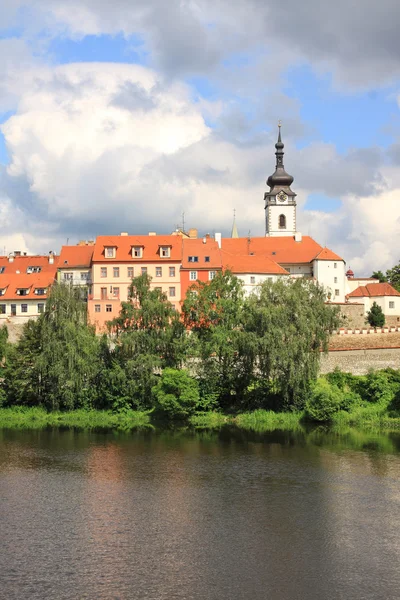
0,304 -> 6,314
160,246 -> 170,258
0,267 -> 4,274
112,287 -> 120,298
250,276 -> 256,284
37,303 -> 44,314
188,256 -> 198,263
335,289 -> 340,296
106,304 -> 112,312
389,301 -> 395,309
101,287 -> 107,300
0,289 -> 4,296
334,263 -> 337,268
169,287 -> 176,297
101,267 -> 107,278
190,271 -> 197,281
95,304 -> 101,313
35,288 -> 46,295
279,214 -> 286,229
286,267 -> 291,273
63,272 -> 73,281
105,247 -> 115,258
334,277 -> 338,284
17,289 -> 29,296
21,304 -> 28,313
156,267 -> 162,277
209,271 -> 216,280
141,267 -> 147,275
113,267 -> 120,278
81,272 -> 89,280
26,266 -> 42,274
205,256 -> 210,263
127,267 -> 134,278
133,247 -> 143,258
169,267 -> 175,277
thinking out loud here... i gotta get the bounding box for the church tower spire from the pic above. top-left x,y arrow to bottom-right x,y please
264,123 -> 297,237
231,209 -> 239,238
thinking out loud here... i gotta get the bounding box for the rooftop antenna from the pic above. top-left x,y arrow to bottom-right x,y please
182,211 -> 185,234
247,230 -> 251,255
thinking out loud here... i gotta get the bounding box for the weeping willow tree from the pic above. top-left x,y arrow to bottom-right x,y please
4,284 -> 100,410
243,278 -> 341,409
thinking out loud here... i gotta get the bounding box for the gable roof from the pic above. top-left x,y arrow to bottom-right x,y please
0,255 -> 59,275
221,235 -> 328,264
347,283 -> 400,298
0,272 -> 57,300
314,247 -> 344,261
92,235 -> 182,262
59,245 -> 94,269
221,251 -> 288,275
182,238 -> 221,269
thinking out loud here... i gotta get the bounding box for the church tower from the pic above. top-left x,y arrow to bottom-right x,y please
264,124 -> 297,237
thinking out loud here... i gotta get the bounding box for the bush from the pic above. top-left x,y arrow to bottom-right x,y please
362,371 -> 396,405
367,302 -> 385,327
152,368 -> 200,420
305,379 -> 344,422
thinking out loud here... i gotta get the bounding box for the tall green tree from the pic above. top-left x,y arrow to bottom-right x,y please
4,284 -> 100,410
182,271 -> 257,408
386,261 -> 400,292
367,301 -> 385,327
371,270 -> 388,283
244,278 -> 340,409
107,273 -> 188,408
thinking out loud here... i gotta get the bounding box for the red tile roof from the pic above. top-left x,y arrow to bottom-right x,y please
59,245 -> 94,268
0,255 -> 58,301
92,235 -> 182,262
314,247 -> 344,261
182,238 -> 221,269
221,235 -> 333,264
347,283 -> 400,298
221,251 -> 288,275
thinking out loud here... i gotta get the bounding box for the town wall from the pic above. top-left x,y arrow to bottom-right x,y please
320,348 -> 400,375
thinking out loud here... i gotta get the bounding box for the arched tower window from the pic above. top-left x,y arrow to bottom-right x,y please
279,214 -> 286,229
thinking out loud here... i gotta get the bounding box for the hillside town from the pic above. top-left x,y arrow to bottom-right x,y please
1,128 -> 399,332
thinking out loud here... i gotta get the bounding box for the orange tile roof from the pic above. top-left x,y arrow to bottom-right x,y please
92,235 -> 183,262
221,235 -> 329,264
0,272 -> 57,301
314,247 -> 344,261
221,251 -> 288,275
347,283 -> 400,298
181,238 -> 222,269
0,255 -> 59,275
59,245 -> 94,268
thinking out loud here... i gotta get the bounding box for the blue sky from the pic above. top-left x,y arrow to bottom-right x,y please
0,0 -> 400,273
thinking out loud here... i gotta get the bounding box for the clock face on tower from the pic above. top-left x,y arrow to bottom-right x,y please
277,190 -> 288,202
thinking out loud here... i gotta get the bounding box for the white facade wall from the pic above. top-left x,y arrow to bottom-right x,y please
348,295 -> 400,317
235,273 -> 283,296
266,201 -> 296,237
281,263 -> 312,278
313,259 -> 346,303
0,299 -> 46,319
345,277 -> 379,294
58,267 -> 91,286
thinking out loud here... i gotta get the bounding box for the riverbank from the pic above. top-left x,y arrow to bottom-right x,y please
1,406 -> 400,432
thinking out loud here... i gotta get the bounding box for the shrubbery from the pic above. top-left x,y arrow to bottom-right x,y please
152,368 -> 200,419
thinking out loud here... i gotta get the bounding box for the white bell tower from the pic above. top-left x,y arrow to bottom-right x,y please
264,123 -> 297,237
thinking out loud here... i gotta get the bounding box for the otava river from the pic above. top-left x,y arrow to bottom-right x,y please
1,426 -> 400,600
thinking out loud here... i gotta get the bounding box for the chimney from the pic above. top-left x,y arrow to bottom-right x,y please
215,233 -> 222,249
8,253 -> 14,263
188,228 -> 198,239
14,251 -> 21,257
294,232 -> 302,242
78,240 -> 86,246
120,232 -> 128,236
202,237 -> 207,244
148,232 -> 156,236
48,251 -> 54,264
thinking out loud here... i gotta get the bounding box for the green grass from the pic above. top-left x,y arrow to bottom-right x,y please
189,411 -> 231,428
0,407 -> 152,431
331,405 -> 400,430
234,409 -> 304,432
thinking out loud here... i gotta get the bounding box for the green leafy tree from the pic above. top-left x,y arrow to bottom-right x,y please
371,270 -> 388,283
107,273 -> 188,408
182,271 -> 256,409
152,368 -> 199,419
244,278 -> 340,409
386,261 -> 400,292
4,284 -> 100,410
367,301 -> 385,327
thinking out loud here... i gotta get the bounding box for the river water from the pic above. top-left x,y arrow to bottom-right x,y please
1,426 -> 400,600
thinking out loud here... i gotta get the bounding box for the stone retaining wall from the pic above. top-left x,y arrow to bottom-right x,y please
320,347 -> 400,375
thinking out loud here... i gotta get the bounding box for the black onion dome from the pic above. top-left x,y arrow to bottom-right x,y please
266,125 -> 294,189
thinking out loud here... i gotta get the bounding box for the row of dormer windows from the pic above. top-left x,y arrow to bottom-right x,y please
104,246 -> 172,259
